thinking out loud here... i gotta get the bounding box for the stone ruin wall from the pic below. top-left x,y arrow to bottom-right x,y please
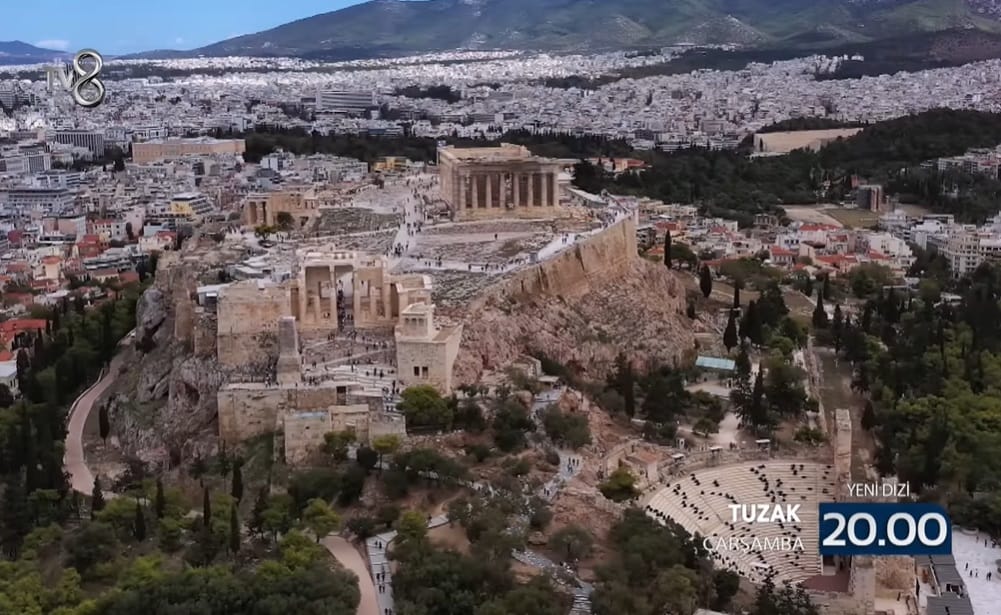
217,385 -> 343,444
216,284 -> 290,368
469,214 -> 640,309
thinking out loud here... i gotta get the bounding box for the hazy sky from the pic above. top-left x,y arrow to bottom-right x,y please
2,0 -> 368,55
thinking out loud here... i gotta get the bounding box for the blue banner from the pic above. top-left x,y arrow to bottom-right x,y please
818,503 -> 952,556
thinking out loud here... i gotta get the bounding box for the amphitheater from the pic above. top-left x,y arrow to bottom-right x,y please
644,459 -> 836,585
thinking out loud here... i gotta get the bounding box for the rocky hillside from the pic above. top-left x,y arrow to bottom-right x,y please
453,257 -> 694,386
131,0 -> 1001,60
96,242 -> 252,468
99,226 -> 690,468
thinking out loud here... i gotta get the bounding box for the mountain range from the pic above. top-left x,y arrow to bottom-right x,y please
120,0 -> 1001,61
0,41 -> 70,65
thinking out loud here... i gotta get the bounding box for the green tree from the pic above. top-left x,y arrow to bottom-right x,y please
0,472 -> 30,558
699,265 -> 713,299
90,478 -> 105,518
812,285 -> 829,329
396,510 -> 428,545
609,352 -> 636,417
98,402 -> 110,443
398,385 -> 453,429
249,486 -> 268,537
832,304 -> 845,351
723,309 -> 738,351
372,434 -> 402,471
599,467 -> 638,502
154,478 -> 165,519
323,429 -> 356,462
202,487 -> 211,528
66,522 -> 117,576
548,524 -> 594,562
275,211 -> 294,231
229,504 -> 240,555
133,500 -> 146,541
301,498 -> 341,542
541,405 -> 592,449
231,460 -> 244,503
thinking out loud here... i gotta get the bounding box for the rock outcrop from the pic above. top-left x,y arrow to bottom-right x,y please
102,250 -> 229,467
454,257 -> 693,386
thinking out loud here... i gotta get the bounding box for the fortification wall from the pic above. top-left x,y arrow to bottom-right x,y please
217,384 -> 341,444
471,214 -> 639,308
216,283 -> 291,367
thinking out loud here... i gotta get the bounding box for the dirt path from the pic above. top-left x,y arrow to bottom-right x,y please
321,536 -> 380,615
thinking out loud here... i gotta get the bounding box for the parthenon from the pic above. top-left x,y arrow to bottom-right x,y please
437,143 -> 564,221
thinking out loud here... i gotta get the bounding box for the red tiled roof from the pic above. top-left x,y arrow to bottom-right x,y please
799,223 -> 838,231
770,246 -> 796,257
0,319 -> 47,334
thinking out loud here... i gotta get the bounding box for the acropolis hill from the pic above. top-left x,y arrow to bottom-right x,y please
99,145 -> 693,465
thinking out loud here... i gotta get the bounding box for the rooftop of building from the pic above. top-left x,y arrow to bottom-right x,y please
438,142 -> 555,163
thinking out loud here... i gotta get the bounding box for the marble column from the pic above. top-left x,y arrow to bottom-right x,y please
485,172 -> 493,209
550,172 -> 559,207
472,174 -> 480,209
527,172 -> 535,207
513,173 -> 520,208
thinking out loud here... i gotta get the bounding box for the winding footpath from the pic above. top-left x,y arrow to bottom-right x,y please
65,350 -> 129,498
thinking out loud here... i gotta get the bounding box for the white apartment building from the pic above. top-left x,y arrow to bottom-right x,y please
941,231 -> 1001,278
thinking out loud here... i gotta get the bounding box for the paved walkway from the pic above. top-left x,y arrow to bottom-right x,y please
322,535 -> 380,615
65,334 -> 133,499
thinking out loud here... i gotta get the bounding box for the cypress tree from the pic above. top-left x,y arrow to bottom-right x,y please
91,478 -> 105,518
134,499 -> 146,541
98,402 -> 110,443
0,472 -> 30,559
812,286 -> 829,329
832,305 -> 844,352
699,265 -> 713,299
686,302 -> 696,319
663,231 -> 672,269
249,487 -> 268,537
229,504 -> 241,555
732,283 -> 741,310
202,487 -> 212,528
231,460 -> 244,503
723,309 -> 738,351
750,368 -> 767,429
741,301 -> 764,345
155,478 -> 165,519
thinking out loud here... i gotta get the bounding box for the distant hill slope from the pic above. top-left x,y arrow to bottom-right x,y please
0,41 -> 70,65
148,0 -> 1001,60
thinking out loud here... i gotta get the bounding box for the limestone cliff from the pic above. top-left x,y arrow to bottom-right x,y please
452,218 -> 694,385
101,248 -> 231,466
